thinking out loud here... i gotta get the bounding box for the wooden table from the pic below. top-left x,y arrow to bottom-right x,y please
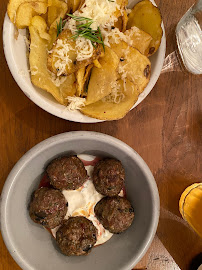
0,0 -> 202,269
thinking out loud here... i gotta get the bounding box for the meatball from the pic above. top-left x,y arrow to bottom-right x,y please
29,187 -> 67,229
94,196 -> 134,234
56,216 -> 97,256
46,156 -> 87,190
93,159 -> 125,196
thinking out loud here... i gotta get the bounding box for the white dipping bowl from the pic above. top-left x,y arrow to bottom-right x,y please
0,131 -> 159,270
3,0 -> 166,123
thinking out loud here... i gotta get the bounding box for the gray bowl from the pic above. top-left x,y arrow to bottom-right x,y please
0,132 -> 159,270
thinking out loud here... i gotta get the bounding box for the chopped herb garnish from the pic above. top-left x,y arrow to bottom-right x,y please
67,14 -> 105,50
56,18 -> 66,37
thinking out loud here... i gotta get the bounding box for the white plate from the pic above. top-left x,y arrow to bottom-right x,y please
3,0 -> 166,123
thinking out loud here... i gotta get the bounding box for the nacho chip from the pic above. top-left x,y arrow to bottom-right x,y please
127,0 -> 163,56
81,79 -> 138,120
125,26 -> 152,55
86,46 -> 119,105
15,2 -> 48,29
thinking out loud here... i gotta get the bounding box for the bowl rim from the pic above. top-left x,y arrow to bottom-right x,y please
3,5 -> 166,123
0,131 -> 160,270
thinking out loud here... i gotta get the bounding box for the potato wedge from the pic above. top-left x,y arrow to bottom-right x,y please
15,2 -> 48,29
110,40 -> 151,94
81,79 -> 138,120
29,16 -> 76,105
127,0 -> 163,56
86,47 -> 119,105
125,26 -> 152,56
7,0 -> 47,23
47,29 -> 102,76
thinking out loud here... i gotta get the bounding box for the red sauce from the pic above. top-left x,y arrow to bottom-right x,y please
122,186 -> 126,197
38,173 -> 51,188
79,156 -> 100,167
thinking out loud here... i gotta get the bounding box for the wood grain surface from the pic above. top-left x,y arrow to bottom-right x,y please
0,0 -> 202,269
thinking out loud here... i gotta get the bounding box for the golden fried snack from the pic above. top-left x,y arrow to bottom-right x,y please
110,41 -> 151,94
81,79 -> 139,120
47,29 -> 102,76
86,47 -> 119,105
127,0 -> 163,56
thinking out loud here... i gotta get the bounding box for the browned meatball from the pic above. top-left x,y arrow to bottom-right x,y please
46,156 -> 88,190
94,196 -> 134,234
56,217 -> 97,256
93,159 -> 125,196
29,187 -> 67,229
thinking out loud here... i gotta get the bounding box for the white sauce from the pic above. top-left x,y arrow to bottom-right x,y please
51,154 -> 113,246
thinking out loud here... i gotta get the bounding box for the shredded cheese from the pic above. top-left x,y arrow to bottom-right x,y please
75,37 -> 94,61
102,27 -> 129,47
63,0 -> 122,63
78,0 -> 119,30
53,39 -> 73,76
66,96 -> 86,111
